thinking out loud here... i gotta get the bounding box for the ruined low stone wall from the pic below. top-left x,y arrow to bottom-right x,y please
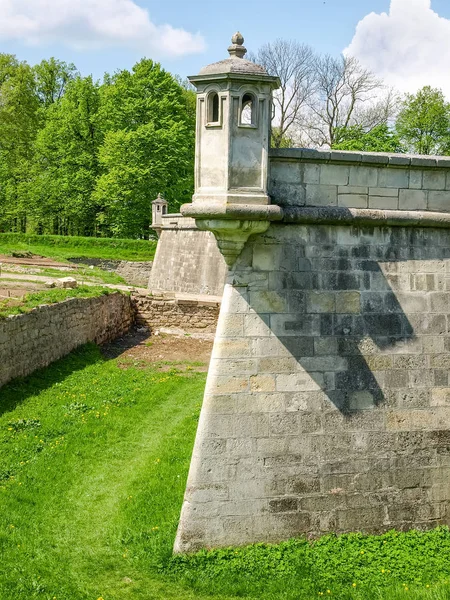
0,292 -> 134,388
133,291 -> 220,333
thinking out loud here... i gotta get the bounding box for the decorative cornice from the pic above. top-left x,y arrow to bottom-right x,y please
183,202 -> 450,230
282,206 -> 450,228
181,202 -> 283,222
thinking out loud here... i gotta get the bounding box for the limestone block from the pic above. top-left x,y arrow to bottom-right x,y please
320,164 -> 349,186
215,338 -> 251,358
57,277 -> 78,289
423,170 -> 446,190
235,393 -> 285,414
270,160 -> 302,183
399,189 -> 427,210
369,187 -> 399,198
270,181 -> 306,206
276,372 -> 323,392
250,374 -> 276,392
305,184 -> 337,206
347,391 -> 376,410
335,292 -> 361,314
249,290 -> 287,313
302,163 -> 321,184
409,170 -> 423,189
428,190 -> 450,211
258,357 -> 298,374
306,291 -> 335,313
243,313 -> 272,337
349,166 -> 378,187
369,196 -> 399,210
338,194 -> 368,208
271,313 -> 320,336
378,168 -> 409,188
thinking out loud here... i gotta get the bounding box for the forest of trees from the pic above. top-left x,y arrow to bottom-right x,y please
0,56 -> 195,238
2,42 -> 450,239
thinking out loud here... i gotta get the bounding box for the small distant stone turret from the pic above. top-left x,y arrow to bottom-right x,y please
151,193 -> 168,238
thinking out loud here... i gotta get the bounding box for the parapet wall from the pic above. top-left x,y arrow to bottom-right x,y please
175,150 -> 450,552
0,293 -> 134,389
269,148 -> 450,212
148,214 -> 227,296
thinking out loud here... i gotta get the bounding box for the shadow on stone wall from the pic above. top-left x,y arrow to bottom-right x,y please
236,224 -> 450,415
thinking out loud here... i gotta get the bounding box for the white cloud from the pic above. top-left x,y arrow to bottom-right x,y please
0,0 -> 205,58
345,0 -> 450,97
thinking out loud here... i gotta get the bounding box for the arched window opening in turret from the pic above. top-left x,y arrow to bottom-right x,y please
208,92 -> 220,124
162,205 -> 167,215
240,93 -> 255,126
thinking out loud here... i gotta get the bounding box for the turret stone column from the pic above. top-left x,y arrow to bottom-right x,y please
181,32 -> 282,265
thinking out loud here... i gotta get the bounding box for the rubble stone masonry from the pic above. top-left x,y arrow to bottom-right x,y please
0,292 -> 133,388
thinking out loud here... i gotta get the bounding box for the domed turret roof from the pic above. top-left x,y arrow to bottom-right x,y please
197,32 -> 270,77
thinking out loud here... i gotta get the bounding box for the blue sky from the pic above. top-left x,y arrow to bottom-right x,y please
1,0 -> 450,94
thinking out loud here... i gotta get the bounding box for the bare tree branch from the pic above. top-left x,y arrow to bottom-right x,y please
249,39 -> 316,148
305,54 -> 391,147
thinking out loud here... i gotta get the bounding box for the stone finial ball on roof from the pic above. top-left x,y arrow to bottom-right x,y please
231,31 -> 244,45
196,31 -> 271,77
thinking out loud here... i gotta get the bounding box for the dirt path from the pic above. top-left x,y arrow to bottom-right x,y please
102,328 -> 213,371
0,254 -> 77,268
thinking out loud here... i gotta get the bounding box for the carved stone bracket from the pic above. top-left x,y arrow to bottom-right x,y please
195,218 -> 270,266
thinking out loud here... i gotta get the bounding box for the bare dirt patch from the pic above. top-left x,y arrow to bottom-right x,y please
102,328 -> 213,372
0,254 -> 76,269
0,281 -> 46,300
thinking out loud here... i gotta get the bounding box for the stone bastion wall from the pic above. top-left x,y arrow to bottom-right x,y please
148,214 -> 227,296
175,149 -> 450,552
0,293 -> 134,389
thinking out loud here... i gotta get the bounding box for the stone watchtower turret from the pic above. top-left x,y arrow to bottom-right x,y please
182,33 -> 282,265
151,193 -> 168,238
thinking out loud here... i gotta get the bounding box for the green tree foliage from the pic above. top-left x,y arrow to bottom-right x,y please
94,59 -> 195,238
332,124 -> 403,153
396,86 -> 450,155
33,58 -> 78,107
0,52 -> 195,238
30,76 -> 102,235
0,55 -> 40,232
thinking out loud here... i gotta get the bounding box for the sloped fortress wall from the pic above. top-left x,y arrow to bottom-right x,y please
148,214 -> 227,296
175,152 -> 450,552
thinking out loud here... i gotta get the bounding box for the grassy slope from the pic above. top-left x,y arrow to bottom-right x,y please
0,233 -> 157,262
0,344 -> 220,600
0,345 -> 450,599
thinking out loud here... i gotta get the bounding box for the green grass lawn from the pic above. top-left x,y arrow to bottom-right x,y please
0,233 -> 157,262
1,344 -> 450,600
